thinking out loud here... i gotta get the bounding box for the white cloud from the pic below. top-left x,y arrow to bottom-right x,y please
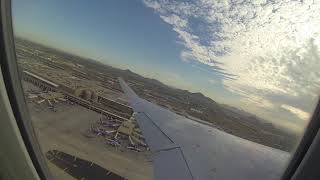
144,0 -> 320,94
208,79 -> 216,84
281,104 -> 311,121
142,0 -> 320,129
242,94 -> 275,109
160,14 -> 188,28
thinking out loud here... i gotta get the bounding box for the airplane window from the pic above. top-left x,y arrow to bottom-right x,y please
11,0 -> 320,180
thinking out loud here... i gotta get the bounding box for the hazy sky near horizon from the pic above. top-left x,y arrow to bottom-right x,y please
12,0 -> 320,133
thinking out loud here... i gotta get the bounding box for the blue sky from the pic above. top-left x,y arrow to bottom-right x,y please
12,0 -> 320,134
12,0 -> 231,101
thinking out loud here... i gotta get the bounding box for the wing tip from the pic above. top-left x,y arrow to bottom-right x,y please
118,77 -> 139,101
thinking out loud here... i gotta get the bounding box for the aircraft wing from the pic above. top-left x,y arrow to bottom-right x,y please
119,78 -> 290,180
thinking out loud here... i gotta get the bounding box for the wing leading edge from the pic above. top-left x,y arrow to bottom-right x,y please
119,77 -> 290,180
119,78 -> 194,180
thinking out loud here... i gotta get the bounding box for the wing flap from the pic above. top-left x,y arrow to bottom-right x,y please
135,112 -> 175,151
135,112 -> 194,180
153,147 -> 194,180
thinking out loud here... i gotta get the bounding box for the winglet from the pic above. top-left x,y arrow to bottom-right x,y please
118,77 -> 140,102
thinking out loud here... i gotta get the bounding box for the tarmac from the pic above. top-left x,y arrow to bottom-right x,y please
22,81 -> 153,180
46,150 -> 124,180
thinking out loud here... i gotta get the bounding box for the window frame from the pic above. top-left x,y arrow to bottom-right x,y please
282,102 -> 320,179
1,0 -> 320,179
0,0 -> 52,179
